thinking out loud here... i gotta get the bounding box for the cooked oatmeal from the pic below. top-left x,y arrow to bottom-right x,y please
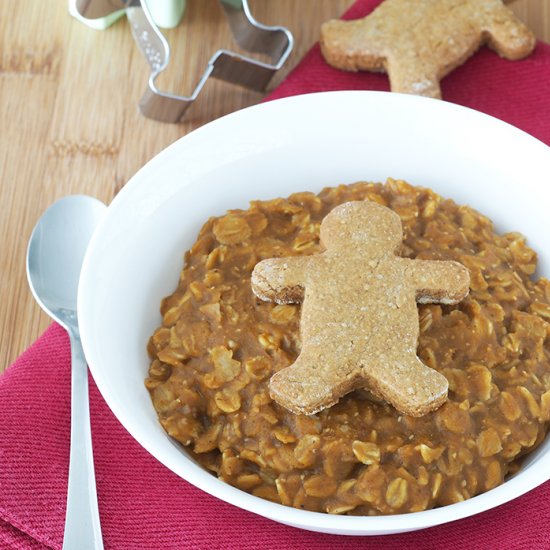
146,179 -> 550,515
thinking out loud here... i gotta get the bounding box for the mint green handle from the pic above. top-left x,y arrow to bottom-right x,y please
68,0 -> 186,30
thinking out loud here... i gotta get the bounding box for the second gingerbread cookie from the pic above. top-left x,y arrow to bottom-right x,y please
320,0 -> 536,99
251,200 -> 470,417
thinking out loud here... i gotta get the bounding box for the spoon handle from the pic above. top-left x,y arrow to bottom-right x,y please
62,327 -> 104,550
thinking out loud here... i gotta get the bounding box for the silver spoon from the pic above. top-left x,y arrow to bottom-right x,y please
27,195 -> 106,550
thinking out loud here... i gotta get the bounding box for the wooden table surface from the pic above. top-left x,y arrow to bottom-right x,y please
1,0 -> 549,373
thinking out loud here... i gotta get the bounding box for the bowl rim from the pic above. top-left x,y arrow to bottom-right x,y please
79,90 -> 550,535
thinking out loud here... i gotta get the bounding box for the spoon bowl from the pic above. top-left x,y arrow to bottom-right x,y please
27,195 -> 106,330
27,194 -> 106,550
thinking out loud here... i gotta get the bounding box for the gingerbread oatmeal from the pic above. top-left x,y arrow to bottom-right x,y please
146,179 -> 550,515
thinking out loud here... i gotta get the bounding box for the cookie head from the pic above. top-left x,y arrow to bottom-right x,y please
320,200 -> 403,252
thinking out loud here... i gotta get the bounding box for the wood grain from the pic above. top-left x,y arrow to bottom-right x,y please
1,0 -> 548,373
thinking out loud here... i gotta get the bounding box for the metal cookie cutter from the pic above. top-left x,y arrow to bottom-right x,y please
76,0 -> 294,122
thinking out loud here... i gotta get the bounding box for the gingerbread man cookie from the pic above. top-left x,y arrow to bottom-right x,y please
251,200 -> 470,417
320,0 -> 536,99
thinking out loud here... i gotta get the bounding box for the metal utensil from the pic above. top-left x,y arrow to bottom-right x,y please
27,195 -> 107,550
76,0 -> 294,122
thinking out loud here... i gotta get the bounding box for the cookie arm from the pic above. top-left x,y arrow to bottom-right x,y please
251,257 -> 310,304
406,259 -> 470,305
484,6 -> 536,60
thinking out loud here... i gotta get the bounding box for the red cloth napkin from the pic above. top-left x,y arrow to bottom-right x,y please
2,1 -> 550,548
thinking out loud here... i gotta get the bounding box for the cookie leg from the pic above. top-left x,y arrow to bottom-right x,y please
364,354 -> 448,417
386,57 -> 441,99
484,8 -> 536,60
269,355 -> 360,416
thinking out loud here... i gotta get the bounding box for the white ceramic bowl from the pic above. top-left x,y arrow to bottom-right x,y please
79,91 -> 550,536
